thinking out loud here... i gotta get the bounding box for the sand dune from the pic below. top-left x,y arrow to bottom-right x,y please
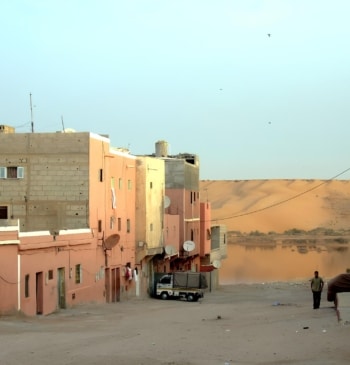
200,179 -> 350,233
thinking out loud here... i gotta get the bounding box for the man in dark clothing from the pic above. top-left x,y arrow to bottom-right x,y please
310,270 -> 324,309
327,273 -> 350,321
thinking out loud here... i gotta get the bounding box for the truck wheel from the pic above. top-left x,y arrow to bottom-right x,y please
187,294 -> 195,302
160,292 -> 169,300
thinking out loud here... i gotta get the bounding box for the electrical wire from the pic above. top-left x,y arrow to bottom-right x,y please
210,167 -> 350,223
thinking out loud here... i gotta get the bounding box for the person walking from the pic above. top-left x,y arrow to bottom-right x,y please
310,270 -> 324,309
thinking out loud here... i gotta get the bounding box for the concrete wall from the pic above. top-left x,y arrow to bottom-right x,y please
0,132 -> 91,232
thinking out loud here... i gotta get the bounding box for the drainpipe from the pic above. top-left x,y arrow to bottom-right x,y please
17,254 -> 21,311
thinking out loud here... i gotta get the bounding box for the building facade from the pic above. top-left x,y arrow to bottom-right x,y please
0,130 -> 226,315
0,130 -> 137,315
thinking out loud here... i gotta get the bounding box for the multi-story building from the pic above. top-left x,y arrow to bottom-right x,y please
0,128 -> 226,315
135,155 -> 165,297
0,127 -> 137,314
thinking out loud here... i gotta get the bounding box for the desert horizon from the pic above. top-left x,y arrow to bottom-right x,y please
200,179 -> 350,234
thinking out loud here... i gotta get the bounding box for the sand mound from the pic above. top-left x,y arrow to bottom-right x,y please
200,179 -> 350,233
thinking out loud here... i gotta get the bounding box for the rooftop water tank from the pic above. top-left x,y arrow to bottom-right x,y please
155,140 -> 168,157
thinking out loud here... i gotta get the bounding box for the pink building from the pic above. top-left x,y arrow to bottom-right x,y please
0,131 -> 137,315
0,130 -> 226,315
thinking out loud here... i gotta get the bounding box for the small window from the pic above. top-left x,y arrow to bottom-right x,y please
25,274 -> 30,297
150,223 -> 153,231
118,218 -> 121,231
118,178 -> 123,189
75,264 -> 82,284
128,179 -> 132,190
0,166 -> 24,179
48,270 -> 54,280
98,220 -> 102,233
150,182 -> 153,189
99,169 -> 103,182
110,216 -> 115,229
126,219 -> 131,233
0,206 -> 8,219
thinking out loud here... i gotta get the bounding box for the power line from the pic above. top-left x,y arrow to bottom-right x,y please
210,167 -> 350,223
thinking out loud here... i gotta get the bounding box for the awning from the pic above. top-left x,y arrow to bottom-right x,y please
200,265 -> 215,272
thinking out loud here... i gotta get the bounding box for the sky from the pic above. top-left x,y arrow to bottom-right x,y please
1,0 -> 350,180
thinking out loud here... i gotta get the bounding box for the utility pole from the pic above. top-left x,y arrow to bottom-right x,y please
30,93 -> 34,133
61,115 -> 65,132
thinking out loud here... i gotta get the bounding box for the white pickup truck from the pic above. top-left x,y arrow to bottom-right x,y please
156,272 -> 208,302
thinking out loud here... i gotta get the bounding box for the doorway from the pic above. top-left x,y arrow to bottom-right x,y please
36,272 -> 44,314
57,267 -> 66,309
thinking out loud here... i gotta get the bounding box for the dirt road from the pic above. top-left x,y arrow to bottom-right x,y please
1,282 -> 349,365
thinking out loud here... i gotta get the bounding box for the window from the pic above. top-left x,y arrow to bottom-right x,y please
0,166 -> 24,179
126,219 -> 131,233
128,179 -> 132,190
48,270 -> 53,280
159,275 -> 171,284
75,264 -> 82,284
99,169 -> 103,182
0,206 -> 8,219
118,178 -> 123,189
110,216 -> 115,229
25,274 -> 30,297
150,182 -> 153,189
150,223 -> 153,231
118,218 -> 121,231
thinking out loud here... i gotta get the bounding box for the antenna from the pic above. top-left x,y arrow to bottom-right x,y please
61,115 -> 65,132
30,93 -> 34,133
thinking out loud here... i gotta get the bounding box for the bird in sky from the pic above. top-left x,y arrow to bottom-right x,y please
267,33 -> 271,37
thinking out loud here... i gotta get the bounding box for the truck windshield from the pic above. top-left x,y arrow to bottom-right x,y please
159,276 -> 171,284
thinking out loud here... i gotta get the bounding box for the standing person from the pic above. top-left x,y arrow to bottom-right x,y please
327,273 -> 350,322
310,270 -> 324,309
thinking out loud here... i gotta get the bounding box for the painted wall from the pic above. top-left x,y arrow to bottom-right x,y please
0,241 -> 19,314
88,137 -> 137,300
200,201 -> 212,257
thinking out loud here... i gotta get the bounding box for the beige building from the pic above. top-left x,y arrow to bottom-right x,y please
135,156 -> 165,296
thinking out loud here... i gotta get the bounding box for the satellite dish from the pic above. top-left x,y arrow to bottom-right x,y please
164,196 -> 171,209
212,260 -> 221,269
183,240 -> 195,252
164,245 -> 177,255
104,234 -> 120,250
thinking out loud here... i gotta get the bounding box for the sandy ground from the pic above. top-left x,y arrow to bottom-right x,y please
1,282 -> 350,365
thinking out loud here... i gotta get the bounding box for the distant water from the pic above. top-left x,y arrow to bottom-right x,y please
219,242 -> 350,285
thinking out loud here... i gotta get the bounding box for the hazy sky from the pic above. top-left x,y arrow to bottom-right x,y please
1,1 -> 350,180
